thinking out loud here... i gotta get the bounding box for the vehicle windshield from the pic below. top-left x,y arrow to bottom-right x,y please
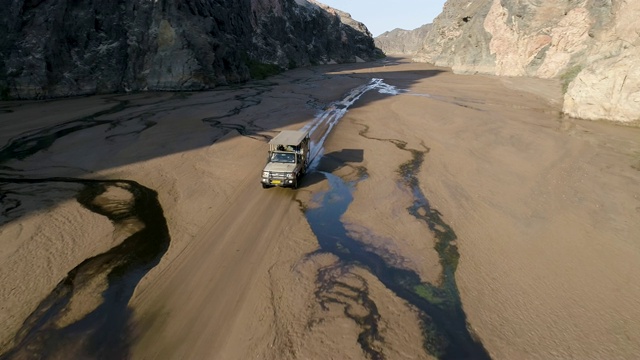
271,152 -> 296,163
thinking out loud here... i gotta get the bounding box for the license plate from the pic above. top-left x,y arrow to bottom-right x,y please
272,180 -> 281,184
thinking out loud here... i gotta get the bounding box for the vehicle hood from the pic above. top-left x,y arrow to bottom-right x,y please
263,162 -> 296,173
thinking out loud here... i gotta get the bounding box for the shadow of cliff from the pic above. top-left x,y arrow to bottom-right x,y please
0,58 -> 444,358
0,57 -> 443,224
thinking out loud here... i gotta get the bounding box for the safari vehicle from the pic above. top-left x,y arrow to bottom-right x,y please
261,130 -> 310,189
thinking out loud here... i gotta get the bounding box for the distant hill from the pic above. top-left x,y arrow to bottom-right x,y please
374,24 -> 432,56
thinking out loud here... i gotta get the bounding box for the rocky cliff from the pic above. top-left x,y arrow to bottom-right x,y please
414,0 -> 640,123
374,24 -> 432,56
0,0 -> 381,99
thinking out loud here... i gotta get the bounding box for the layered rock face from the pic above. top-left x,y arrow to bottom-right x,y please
374,24 -> 432,56
0,0 -> 381,99
414,0 -> 640,123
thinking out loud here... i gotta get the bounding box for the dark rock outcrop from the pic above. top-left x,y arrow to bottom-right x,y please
0,0 -> 382,99
374,24 -> 432,56
413,1 -> 495,74
413,0 -> 640,123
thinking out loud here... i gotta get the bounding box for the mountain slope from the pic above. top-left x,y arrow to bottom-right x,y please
374,24 -> 432,56
414,0 -> 639,123
0,0 -> 381,99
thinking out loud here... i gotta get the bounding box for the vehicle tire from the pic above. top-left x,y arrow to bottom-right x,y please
292,178 -> 298,189
262,183 -> 270,189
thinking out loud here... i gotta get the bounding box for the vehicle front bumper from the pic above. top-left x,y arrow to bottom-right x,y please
261,177 -> 295,187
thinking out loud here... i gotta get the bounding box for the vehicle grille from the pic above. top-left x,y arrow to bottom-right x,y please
270,172 -> 288,178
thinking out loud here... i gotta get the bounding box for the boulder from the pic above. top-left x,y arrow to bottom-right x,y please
564,46 -> 640,123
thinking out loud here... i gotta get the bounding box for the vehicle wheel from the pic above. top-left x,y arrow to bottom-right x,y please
262,183 -> 270,189
292,178 -> 298,189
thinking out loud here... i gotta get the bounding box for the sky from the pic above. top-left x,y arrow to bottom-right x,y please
317,0 -> 447,37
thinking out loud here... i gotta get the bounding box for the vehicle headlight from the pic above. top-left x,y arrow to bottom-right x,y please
262,171 -> 269,178
286,172 -> 295,179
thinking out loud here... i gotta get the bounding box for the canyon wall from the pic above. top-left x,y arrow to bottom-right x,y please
414,0 -> 639,123
0,0 -> 381,99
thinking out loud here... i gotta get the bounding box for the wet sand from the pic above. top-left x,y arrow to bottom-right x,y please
1,58 -> 640,359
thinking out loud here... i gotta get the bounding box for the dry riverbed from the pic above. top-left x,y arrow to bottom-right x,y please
1,58 -> 639,359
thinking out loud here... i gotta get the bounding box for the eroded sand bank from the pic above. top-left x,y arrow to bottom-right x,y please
1,58 -> 639,359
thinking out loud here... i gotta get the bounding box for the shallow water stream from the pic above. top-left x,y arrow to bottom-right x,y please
302,80 -> 489,359
304,168 -> 488,359
0,178 -> 169,359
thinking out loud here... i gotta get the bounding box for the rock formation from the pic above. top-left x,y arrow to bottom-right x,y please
0,0 -> 382,99
374,24 -> 433,56
414,0 -> 640,123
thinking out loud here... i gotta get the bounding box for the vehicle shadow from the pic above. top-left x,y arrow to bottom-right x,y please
300,148 -> 365,188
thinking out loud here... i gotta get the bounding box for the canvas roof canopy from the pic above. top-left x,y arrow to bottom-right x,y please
269,130 -> 309,146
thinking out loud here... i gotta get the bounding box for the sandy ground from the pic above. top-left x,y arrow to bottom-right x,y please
1,58 -> 639,359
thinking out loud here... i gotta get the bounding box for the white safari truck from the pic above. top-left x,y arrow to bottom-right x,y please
261,130 -> 310,189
